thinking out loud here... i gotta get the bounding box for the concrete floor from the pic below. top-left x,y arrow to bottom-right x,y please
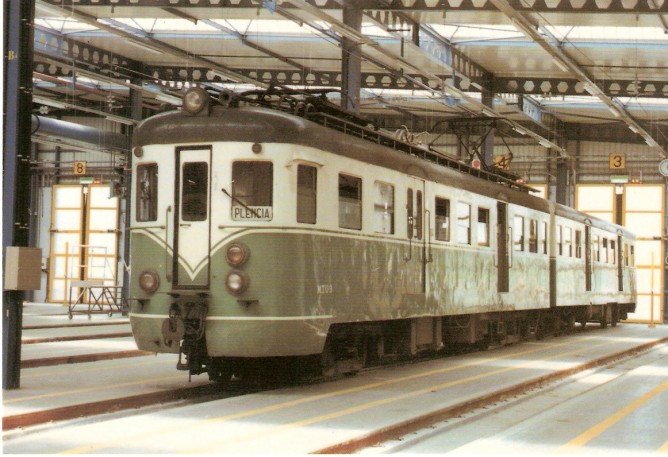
3,311 -> 667,455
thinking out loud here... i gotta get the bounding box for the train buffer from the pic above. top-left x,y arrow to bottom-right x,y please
67,280 -> 127,319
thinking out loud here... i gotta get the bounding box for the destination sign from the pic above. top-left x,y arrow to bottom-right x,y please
232,206 -> 273,221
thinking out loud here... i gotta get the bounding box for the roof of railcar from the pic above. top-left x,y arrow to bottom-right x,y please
133,106 -> 634,240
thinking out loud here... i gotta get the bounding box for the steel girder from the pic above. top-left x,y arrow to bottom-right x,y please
39,0 -> 668,13
34,24 -> 668,99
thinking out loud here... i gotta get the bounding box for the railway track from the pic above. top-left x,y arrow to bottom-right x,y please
6,324 -> 666,437
353,342 -> 668,454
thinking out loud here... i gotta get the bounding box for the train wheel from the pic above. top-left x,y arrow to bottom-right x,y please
611,304 -> 619,327
565,314 -> 576,333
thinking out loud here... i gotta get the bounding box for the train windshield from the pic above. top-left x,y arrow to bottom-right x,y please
181,162 -> 209,222
231,161 -> 273,221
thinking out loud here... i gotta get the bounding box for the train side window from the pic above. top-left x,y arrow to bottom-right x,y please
297,165 -> 317,224
624,243 -> 629,266
610,239 -> 616,264
478,208 -> 490,246
540,221 -> 548,254
457,202 -> 471,244
513,215 -> 524,251
339,174 -> 362,230
602,238 -> 608,263
575,230 -> 583,259
181,162 -> 208,222
232,161 -> 273,221
592,235 -> 600,262
416,190 -> 423,241
557,225 -> 563,256
529,219 -> 538,253
373,181 -> 394,234
136,163 -> 158,222
564,227 -> 573,257
407,189 -> 414,238
630,245 -> 635,266
435,197 -> 450,241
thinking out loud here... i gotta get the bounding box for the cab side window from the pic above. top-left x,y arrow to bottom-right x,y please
136,163 -> 158,222
339,174 -> 362,230
297,165 -> 317,224
435,197 -> 450,241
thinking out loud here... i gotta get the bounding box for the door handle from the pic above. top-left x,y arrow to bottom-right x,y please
180,223 -> 191,227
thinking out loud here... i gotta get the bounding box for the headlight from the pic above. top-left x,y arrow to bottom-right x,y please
225,270 -> 249,295
183,87 -> 209,115
138,269 -> 160,294
226,242 -> 250,267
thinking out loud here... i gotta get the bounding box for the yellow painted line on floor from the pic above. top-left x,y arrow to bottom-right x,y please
19,356 -> 172,380
3,373 -> 187,404
658,439 -> 668,453
185,339 -> 618,454
559,379 -> 668,452
60,336 -> 594,454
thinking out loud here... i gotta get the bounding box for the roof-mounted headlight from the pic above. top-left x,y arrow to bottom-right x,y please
183,87 -> 210,115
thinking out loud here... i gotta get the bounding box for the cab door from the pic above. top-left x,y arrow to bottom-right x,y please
406,178 -> 427,294
174,147 -> 211,288
497,202 -> 510,293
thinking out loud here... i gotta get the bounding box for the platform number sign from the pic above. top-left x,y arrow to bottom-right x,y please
609,153 -> 626,170
73,161 -> 87,175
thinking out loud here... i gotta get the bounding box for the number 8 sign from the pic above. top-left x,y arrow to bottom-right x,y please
73,161 -> 87,175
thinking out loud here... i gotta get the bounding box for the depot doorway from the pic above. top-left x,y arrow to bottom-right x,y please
47,184 -> 120,304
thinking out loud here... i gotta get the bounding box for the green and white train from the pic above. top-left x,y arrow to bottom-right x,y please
129,87 -> 636,381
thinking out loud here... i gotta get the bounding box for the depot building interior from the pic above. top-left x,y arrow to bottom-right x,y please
4,0 -> 668,325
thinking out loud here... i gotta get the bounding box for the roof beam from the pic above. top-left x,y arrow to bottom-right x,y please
359,6 -> 568,154
36,0 -> 269,88
40,0 -> 668,13
489,0 -> 667,157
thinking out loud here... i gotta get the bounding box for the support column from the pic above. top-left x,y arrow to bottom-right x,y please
3,0 -> 36,390
481,87 -> 495,167
341,2 -> 362,113
664,182 -> 668,324
556,155 -> 569,206
122,85 -> 143,309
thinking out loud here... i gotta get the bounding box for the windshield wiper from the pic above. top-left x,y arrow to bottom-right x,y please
221,187 -> 262,219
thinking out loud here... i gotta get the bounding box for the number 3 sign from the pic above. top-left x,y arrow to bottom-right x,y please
609,153 -> 625,170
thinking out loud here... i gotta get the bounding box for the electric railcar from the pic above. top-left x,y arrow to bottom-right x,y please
128,87 -> 637,381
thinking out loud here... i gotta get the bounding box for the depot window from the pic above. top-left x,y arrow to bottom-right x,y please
339,174 -> 362,230
136,163 -> 158,222
232,161 -> 273,220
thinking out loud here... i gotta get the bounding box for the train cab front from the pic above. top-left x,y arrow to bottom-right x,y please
161,290 -> 210,375
129,264 -> 212,376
